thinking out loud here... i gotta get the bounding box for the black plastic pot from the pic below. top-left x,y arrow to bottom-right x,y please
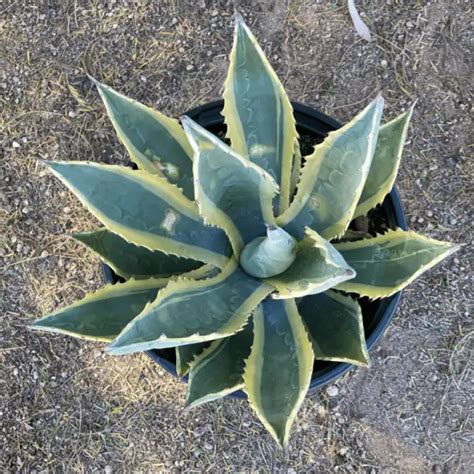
103,100 -> 408,397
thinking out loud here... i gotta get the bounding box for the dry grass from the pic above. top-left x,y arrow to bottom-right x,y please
1,1 -> 473,471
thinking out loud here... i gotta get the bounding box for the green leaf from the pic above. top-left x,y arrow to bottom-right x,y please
335,229 -> 460,298
277,96 -> 384,240
30,278 -> 168,341
339,229 -> 371,242
74,228 -> 202,279
186,320 -> 254,406
290,140 -> 302,200
108,259 -> 273,354
94,80 -> 195,199
298,290 -> 369,366
243,299 -> 314,447
223,14 -> 298,213
240,226 -> 297,279
47,161 -> 231,268
176,343 -> 210,376
267,227 -> 355,299
354,103 -> 415,218
182,116 -> 278,256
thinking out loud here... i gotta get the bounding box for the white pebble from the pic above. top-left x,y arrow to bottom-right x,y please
326,385 -> 339,397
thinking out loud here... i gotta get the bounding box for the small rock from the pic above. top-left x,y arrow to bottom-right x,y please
449,216 -> 457,225
12,141 -> 20,148
426,210 -> 433,217
13,368 -> 19,376
380,59 -> 388,68
339,446 -> 350,456
40,250 -> 49,258
186,64 -> 194,71
203,442 -> 213,451
326,385 -> 339,397
68,110 -> 77,118
104,466 -> 113,474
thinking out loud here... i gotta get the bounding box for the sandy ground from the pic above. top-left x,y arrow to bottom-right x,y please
1,1 -> 473,471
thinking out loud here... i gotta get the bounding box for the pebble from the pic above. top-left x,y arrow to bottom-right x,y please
380,59 -> 388,68
186,64 -> 194,71
40,250 -> 49,258
339,446 -> 350,456
326,385 -> 339,397
68,110 -> 76,118
12,141 -> 20,148
426,210 -> 433,217
449,216 -> 457,225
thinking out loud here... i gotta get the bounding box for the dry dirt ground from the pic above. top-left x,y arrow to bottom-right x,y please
1,0 -> 473,472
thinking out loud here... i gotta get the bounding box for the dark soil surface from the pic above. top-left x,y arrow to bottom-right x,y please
2,1 -> 472,472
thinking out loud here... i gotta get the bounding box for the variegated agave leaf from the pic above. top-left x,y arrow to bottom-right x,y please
31,278 -> 169,341
186,320 -> 254,406
240,226 -> 297,279
93,80 -> 195,199
74,228 -> 202,280
354,102 -> 415,218
335,229 -> 460,298
244,299 -> 313,446
108,259 -> 273,354
277,96 -> 384,240
47,161 -> 231,268
267,227 -> 355,299
223,13 -> 298,213
182,116 -> 278,257
176,343 -> 210,376
299,290 -> 369,366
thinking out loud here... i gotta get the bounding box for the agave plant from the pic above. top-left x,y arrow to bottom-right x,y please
32,15 -> 458,446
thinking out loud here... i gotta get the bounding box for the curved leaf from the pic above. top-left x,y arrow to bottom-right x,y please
47,161 -> 231,268
176,343 -> 210,376
335,229 -> 460,298
94,80 -> 195,199
108,259 -> 273,354
74,228 -> 202,279
30,278 -> 168,341
182,116 -> 278,256
277,96 -> 384,240
298,290 -> 369,366
223,14 -> 298,212
240,226 -> 297,279
243,299 -> 314,447
339,229 -> 371,242
186,320 -> 253,406
354,103 -> 415,218
267,228 -> 355,299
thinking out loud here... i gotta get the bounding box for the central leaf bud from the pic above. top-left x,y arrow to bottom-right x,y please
239,225 -> 297,278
